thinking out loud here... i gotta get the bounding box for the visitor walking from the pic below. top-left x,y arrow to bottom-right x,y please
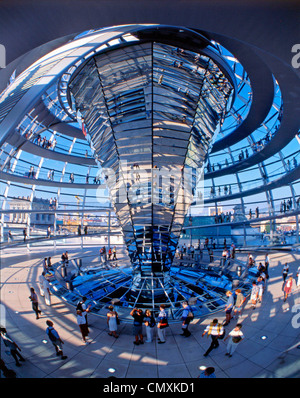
233,289 -> 246,319
223,291 -> 234,326
282,263 -> 289,282
130,308 -> 144,345
283,276 -> 294,302
45,320 -> 67,360
0,328 -> 26,367
224,323 -> 244,357
29,287 -> 41,319
202,319 -> 225,357
180,301 -> 193,337
157,304 -> 168,344
76,310 -> 90,343
144,309 -> 156,343
76,296 -> 91,326
107,305 -> 119,338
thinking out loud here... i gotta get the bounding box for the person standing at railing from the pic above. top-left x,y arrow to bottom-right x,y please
296,266 -> 300,288
43,277 -> 51,306
76,297 -> 91,326
29,287 -> 42,319
107,305 -> 119,339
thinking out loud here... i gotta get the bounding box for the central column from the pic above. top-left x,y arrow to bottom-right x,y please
69,31 -> 233,303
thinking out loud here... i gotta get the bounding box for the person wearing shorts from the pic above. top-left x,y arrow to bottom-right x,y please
223,291 -> 234,326
130,308 -> 144,345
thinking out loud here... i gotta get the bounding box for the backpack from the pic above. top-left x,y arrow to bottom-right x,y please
187,308 -> 194,320
47,328 -> 57,342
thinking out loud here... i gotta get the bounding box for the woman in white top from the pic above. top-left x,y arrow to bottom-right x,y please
224,323 -> 244,357
107,305 -> 119,338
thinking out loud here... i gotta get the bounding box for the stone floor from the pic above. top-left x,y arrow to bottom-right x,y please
1,245 -> 300,379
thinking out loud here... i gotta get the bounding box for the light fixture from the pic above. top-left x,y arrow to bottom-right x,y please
108,368 -> 116,373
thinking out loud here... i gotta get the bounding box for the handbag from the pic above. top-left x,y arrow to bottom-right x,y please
187,310 -> 194,320
232,336 -> 242,343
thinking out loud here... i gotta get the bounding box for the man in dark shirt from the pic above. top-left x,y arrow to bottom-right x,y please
130,308 -> 144,345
